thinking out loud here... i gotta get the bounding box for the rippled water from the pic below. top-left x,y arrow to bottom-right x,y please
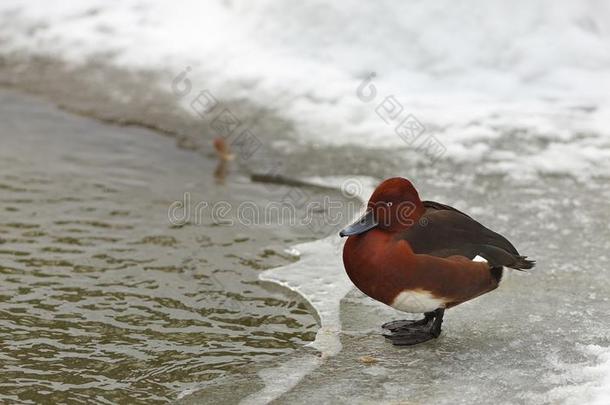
0,89 -> 321,403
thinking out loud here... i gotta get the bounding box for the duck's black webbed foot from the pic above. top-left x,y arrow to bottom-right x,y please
382,309 -> 444,346
381,311 -> 435,331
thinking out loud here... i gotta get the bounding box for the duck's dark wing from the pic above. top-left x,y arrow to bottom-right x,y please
400,201 -> 534,270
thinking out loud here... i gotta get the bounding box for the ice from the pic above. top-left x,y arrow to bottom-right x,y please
538,345 -> 610,405
261,237 -> 351,357
240,355 -> 321,405
263,175 -> 378,355
242,177 -> 375,403
177,175 -> 610,404
239,174 -> 610,404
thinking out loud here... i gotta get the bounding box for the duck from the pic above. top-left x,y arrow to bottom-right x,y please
339,177 -> 535,346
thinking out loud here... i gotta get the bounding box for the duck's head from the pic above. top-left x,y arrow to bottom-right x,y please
339,177 -> 425,237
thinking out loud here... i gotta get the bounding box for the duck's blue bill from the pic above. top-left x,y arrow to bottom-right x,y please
339,210 -> 378,237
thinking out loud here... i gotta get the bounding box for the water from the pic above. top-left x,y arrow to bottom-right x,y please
0,89 -> 324,403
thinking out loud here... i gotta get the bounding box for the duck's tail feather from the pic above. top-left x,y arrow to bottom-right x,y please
476,245 -> 535,271
511,256 -> 536,270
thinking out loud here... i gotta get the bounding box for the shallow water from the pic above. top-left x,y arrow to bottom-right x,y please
0,89 -> 328,403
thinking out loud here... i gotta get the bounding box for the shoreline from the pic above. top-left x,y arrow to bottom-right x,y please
0,87 -> 351,403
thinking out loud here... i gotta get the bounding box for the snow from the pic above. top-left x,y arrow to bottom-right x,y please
541,345 -> 610,405
1,0 -> 610,178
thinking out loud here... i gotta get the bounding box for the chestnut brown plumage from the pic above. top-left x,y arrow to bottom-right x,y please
340,177 -> 535,346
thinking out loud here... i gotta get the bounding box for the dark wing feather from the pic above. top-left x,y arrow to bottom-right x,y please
402,201 -> 535,270
422,200 -> 474,219
422,200 -> 519,255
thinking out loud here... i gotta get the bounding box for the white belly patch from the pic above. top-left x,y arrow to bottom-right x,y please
390,289 -> 446,313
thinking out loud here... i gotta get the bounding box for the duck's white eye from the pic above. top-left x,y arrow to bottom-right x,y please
387,202 -> 393,207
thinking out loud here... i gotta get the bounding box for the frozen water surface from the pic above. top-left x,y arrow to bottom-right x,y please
181,176 -> 610,404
